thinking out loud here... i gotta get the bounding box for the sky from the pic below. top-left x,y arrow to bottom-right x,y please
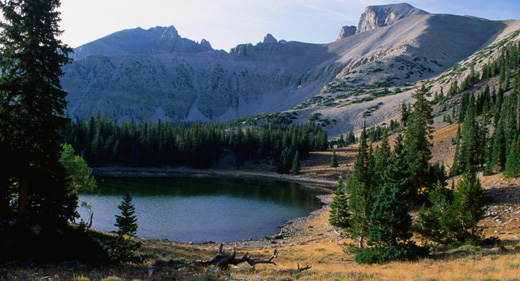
59,0 -> 520,52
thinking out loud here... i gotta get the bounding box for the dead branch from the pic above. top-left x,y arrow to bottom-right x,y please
153,243 -> 278,272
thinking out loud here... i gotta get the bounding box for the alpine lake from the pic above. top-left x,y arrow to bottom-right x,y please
78,177 -> 324,243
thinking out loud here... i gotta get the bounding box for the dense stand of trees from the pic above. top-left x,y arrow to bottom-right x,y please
0,0 -> 88,261
63,115 -> 328,173
447,41 -> 520,178
331,41 -> 520,264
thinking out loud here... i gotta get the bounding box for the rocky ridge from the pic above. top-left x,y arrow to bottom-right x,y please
62,3 -> 519,128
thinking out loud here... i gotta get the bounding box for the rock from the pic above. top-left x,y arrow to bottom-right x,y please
263,33 -> 278,44
357,3 -> 428,33
338,25 -> 356,39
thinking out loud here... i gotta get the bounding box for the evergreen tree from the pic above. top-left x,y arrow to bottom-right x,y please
459,107 -> 479,174
404,85 -> 435,203
291,150 -> 301,175
451,125 -> 462,176
0,0 -> 77,258
491,116 -> 507,172
368,134 -> 412,247
346,129 -> 356,145
329,177 -> 351,229
330,150 -> 339,168
452,172 -> 486,243
417,172 -> 485,245
109,193 -> 144,264
347,124 -> 376,248
115,193 -> 138,237
505,137 -> 520,177
374,130 -> 391,187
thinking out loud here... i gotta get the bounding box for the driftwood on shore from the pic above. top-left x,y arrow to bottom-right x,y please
153,243 -> 277,271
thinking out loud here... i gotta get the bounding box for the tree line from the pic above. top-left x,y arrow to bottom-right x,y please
63,114 -> 328,173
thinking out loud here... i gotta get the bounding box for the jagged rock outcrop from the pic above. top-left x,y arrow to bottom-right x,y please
263,33 -> 278,44
72,26 -> 213,61
356,3 -> 428,33
338,25 -> 356,39
63,32 -> 340,123
62,4 -> 517,125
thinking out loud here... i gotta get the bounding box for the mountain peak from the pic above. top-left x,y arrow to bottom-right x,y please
263,33 -> 278,44
73,25 -> 213,60
357,3 -> 428,33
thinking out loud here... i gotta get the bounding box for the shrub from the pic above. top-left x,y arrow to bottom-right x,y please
355,243 -> 429,264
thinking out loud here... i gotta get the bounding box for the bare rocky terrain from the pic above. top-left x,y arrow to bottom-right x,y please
62,3 -> 520,131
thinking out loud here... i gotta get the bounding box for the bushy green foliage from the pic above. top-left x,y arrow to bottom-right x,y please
329,177 -> 350,229
355,243 -> 429,264
60,144 -> 98,193
416,172 -> 486,246
505,137 -> 520,177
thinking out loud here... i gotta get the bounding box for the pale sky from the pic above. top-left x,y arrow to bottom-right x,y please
59,0 -> 520,52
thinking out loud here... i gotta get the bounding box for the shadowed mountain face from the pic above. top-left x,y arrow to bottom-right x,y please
61,3 -> 512,123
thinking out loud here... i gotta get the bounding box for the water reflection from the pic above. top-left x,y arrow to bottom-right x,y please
78,177 -> 323,242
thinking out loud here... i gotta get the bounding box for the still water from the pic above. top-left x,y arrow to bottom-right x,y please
78,177 -> 323,243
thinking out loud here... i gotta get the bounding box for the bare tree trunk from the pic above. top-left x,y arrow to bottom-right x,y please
18,181 -> 28,222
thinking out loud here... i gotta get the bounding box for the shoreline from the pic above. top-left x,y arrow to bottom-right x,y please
93,166 -> 337,190
92,166 -> 336,248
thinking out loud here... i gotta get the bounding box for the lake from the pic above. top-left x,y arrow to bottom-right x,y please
78,177 -> 324,243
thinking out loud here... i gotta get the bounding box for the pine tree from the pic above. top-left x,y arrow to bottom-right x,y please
110,193 -> 144,264
368,134 -> 412,247
291,150 -> 301,175
404,85 -> 435,203
374,130 -> 391,187
416,181 -> 456,244
505,137 -> 520,177
0,0 -> 76,251
329,177 -> 350,229
347,124 -> 376,248
115,193 -> 138,237
417,172 -> 486,245
330,150 -> 339,168
491,116 -> 507,172
452,172 -> 486,243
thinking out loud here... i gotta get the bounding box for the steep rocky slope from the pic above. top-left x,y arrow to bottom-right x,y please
61,3 -> 518,125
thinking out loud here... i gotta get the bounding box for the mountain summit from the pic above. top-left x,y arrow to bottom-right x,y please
357,3 -> 428,33
62,3 -> 518,125
72,26 -> 213,60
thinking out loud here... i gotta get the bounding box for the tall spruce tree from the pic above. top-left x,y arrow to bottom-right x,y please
0,0 -> 76,256
404,85 -> 435,203
491,116 -> 507,172
374,130 -> 391,187
505,137 -> 520,177
330,149 -> 339,168
347,124 -> 376,248
291,150 -> 301,175
453,172 -> 486,243
369,133 -> 412,247
329,177 -> 350,229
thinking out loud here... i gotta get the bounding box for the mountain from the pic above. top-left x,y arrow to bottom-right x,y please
72,26 -> 213,60
61,3 -> 519,125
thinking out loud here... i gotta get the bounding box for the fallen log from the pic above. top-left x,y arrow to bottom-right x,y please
153,243 -> 278,271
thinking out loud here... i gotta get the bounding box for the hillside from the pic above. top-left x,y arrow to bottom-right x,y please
62,3 -> 518,128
